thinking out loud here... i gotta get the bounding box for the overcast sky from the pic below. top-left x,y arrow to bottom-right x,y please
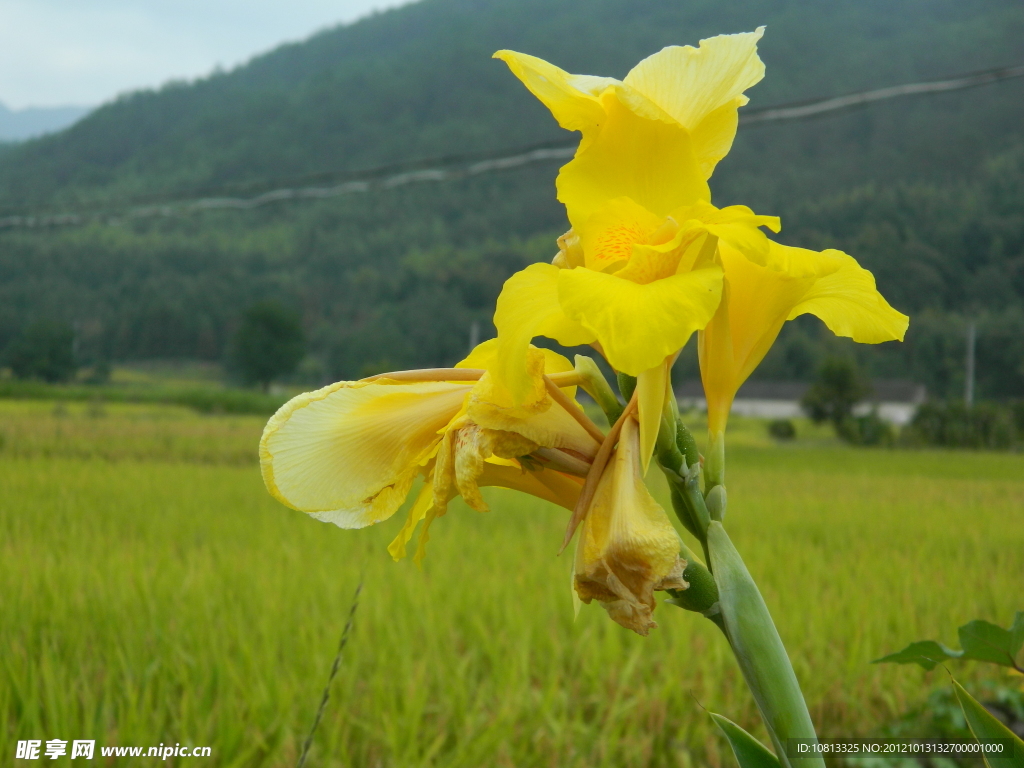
0,0 -> 410,110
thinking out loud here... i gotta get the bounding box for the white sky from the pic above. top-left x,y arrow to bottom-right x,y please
0,0 -> 410,109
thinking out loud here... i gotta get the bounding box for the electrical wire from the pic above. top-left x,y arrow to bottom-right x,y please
1,61 -> 1022,230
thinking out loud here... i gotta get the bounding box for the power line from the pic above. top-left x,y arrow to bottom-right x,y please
1,61 -> 1022,231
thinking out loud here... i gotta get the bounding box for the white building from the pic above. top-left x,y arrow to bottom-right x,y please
676,380 -> 927,426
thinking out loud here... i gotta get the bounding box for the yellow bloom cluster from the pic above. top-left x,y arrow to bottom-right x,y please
259,29 -> 908,635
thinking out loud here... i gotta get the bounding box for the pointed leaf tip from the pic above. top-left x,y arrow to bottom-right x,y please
710,713 -> 782,768
951,679 -> 1024,768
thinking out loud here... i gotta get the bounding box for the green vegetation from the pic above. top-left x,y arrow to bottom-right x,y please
904,399 -> 1024,449
0,0 -> 1022,395
230,300 -> 306,390
2,406 -> 1022,766
4,319 -> 76,382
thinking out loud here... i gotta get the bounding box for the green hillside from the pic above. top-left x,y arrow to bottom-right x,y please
1,0 -> 1023,397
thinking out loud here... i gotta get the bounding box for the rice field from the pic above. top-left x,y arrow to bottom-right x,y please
1,399 -> 1022,766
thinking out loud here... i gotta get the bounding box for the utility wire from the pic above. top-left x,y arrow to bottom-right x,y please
2,61 -> 1022,231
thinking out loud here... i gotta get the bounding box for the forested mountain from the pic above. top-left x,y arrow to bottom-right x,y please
1,0 -> 1023,397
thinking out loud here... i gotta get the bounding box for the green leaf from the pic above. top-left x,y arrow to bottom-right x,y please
959,619 -> 1021,669
1009,612 -> 1024,666
711,713 -> 782,768
951,679 -> 1024,767
873,640 -> 962,670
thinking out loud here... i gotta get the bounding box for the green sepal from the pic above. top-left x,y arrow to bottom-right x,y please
666,558 -> 719,614
706,484 -> 727,522
872,641 -> 963,670
676,420 -> 701,471
959,615 -> 1024,669
711,713 -> 783,768
669,483 -> 702,541
951,679 -> 1024,767
617,372 -> 636,403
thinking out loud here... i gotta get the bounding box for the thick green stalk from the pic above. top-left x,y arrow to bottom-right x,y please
708,522 -> 824,768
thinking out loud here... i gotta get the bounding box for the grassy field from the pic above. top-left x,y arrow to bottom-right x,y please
1,400 -> 1022,767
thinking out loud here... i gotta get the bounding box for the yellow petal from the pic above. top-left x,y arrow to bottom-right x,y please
577,196 -> 666,273
454,425 -> 540,512
683,202 -> 780,264
557,94 -> 710,229
493,50 -> 614,149
557,264 -> 723,376
387,481 -> 434,561
699,241 -> 908,433
260,379 -> 469,527
493,263 -> 596,403
411,460 -> 583,564
699,245 -> 810,433
635,361 -> 669,476
623,29 -> 765,178
573,416 -> 685,635
789,249 -> 910,343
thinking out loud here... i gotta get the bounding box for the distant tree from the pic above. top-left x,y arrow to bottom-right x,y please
6,320 -> 77,382
232,301 -> 305,391
801,357 -> 871,431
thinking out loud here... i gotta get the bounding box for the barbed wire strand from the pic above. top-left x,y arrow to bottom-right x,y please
2,61 -> 1022,231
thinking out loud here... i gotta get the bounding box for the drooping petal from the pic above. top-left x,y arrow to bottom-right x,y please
699,241 -> 908,433
400,459 -> 584,563
573,416 -> 686,635
492,263 -> 596,403
635,360 -> 669,476
788,249 -> 910,343
558,264 -> 723,376
387,481 -> 435,561
623,29 -> 765,178
260,379 -> 469,527
557,94 -> 710,229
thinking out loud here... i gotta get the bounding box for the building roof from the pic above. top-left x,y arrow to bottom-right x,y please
675,379 -> 927,404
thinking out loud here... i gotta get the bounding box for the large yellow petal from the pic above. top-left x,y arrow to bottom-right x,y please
493,263 -> 596,403
623,29 -> 765,178
558,264 -> 723,376
699,241 -> 908,433
699,244 -> 813,433
493,50 -> 614,149
259,379 -> 469,526
557,94 -> 710,229
789,249 -> 910,343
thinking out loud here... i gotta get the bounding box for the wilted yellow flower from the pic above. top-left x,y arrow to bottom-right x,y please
492,31 -> 776,471
574,414 -> 687,635
259,341 -> 600,561
699,241 -> 910,436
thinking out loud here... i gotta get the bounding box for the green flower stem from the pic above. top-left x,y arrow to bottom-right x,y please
708,522 -> 824,768
705,429 -> 726,492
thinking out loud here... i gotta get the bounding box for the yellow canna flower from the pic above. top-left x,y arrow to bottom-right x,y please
492,31 -> 776,472
574,414 -> 687,636
259,340 -> 600,562
495,28 -> 765,215
699,241 -> 910,438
